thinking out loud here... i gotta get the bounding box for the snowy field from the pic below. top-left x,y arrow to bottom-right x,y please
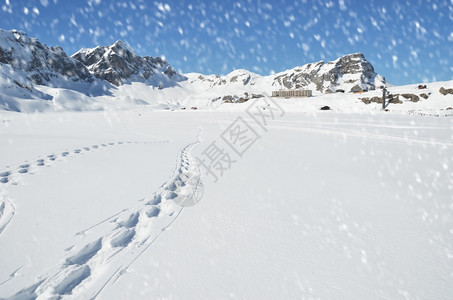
0,103 -> 452,299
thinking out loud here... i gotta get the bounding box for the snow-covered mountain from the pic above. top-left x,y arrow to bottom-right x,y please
187,53 -> 386,94
186,69 -> 262,88
0,29 -> 117,111
271,53 -> 386,93
72,41 -> 186,87
0,28 -> 384,96
0,29 -> 93,87
1,28 -> 451,114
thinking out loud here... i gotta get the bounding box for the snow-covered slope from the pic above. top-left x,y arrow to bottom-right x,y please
72,41 -> 186,87
0,109 -> 452,299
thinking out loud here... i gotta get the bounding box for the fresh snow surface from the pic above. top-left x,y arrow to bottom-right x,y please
0,102 -> 452,299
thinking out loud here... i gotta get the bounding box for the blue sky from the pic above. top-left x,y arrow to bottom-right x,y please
1,0 -> 452,85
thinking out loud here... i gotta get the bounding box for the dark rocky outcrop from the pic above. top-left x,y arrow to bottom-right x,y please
360,96 -> 382,104
439,87 -> 453,95
420,93 -> 429,99
229,74 -> 251,85
401,93 -> 420,102
218,92 -> 264,104
360,93 -> 403,105
388,94 -> 402,104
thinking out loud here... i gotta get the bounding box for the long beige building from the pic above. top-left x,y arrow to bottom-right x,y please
272,89 -> 312,97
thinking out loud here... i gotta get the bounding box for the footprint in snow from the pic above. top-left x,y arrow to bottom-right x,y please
110,228 -> 136,248
0,171 -> 11,177
65,238 -> 102,266
18,165 -> 29,174
54,265 -> 91,296
165,191 -> 178,200
146,194 -> 162,205
146,206 -> 160,218
118,212 -> 140,228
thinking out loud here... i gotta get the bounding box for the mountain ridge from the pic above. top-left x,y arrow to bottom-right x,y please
2,28 -> 433,113
0,29 -> 386,94
72,40 -> 186,87
0,29 -> 93,86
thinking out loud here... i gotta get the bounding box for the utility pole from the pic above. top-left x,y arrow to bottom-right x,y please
382,88 -> 387,110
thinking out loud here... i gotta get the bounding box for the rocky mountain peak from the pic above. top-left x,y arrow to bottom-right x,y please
333,52 -> 374,75
0,29 -> 92,86
272,53 -> 385,93
72,41 -> 185,86
110,40 -> 130,51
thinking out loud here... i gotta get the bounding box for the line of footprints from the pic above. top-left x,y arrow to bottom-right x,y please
0,140 -> 169,185
8,140 -> 201,299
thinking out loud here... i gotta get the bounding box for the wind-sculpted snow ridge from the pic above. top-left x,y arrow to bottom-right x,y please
6,136 -> 203,299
